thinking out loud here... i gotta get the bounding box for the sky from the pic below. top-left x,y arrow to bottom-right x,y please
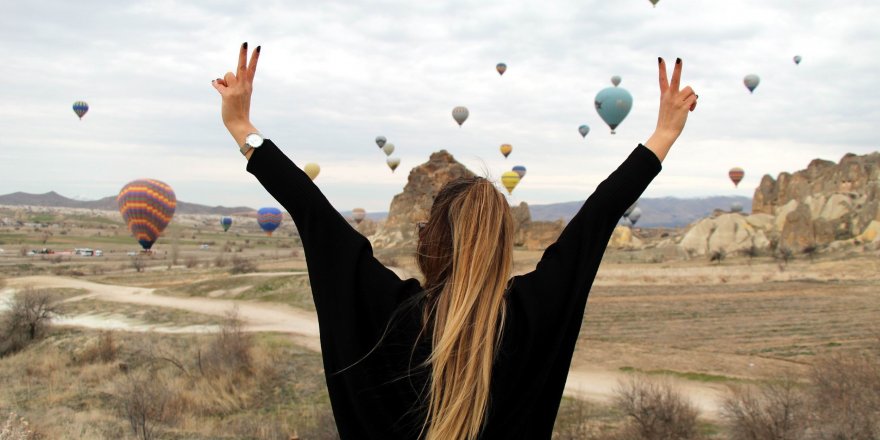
1,0 -> 878,213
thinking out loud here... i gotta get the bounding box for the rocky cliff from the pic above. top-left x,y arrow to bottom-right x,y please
681,151 -> 880,257
369,151 -> 564,250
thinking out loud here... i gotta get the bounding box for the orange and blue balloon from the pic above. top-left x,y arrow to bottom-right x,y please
117,179 -> 176,250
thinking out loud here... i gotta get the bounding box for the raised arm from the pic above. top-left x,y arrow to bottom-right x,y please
511,57 -> 697,326
210,44 -> 420,361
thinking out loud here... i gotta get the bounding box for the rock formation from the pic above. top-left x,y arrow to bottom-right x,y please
370,151 -> 564,250
681,151 -> 880,257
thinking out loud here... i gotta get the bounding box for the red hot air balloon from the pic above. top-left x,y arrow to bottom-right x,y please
117,179 -> 176,250
729,167 -> 745,187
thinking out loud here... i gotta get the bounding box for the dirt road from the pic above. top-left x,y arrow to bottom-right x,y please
4,275 -> 724,417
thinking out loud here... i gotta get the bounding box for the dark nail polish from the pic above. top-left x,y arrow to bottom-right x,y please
243,42 -> 248,49
256,46 -> 261,53
658,57 -> 662,64
676,58 -> 681,64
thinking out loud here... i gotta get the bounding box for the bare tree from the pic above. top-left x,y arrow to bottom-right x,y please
614,375 -> 701,440
1,288 -> 62,356
722,379 -> 807,440
114,370 -> 173,440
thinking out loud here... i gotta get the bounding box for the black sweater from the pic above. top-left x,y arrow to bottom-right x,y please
247,141 -> 661,439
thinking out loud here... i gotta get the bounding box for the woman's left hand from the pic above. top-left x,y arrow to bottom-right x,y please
212,42 -> 260,147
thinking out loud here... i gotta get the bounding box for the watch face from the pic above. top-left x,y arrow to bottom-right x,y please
246,133 -> 264,148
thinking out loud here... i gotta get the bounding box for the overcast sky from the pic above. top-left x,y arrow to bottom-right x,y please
1,0 -> 878,212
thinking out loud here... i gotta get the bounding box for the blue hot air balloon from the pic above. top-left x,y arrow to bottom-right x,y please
595,86 -> 633,134
257,207 -> 283,236
220,216 -> 233,232
512,165 -> 527,179
578,124 -> 590,138
72,101 -> 89,120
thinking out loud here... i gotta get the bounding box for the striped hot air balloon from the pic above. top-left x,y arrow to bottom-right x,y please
117,179 -> 176,250
257,207 -> 283,236
72,101 -> 89,120
729,167 -> 745,187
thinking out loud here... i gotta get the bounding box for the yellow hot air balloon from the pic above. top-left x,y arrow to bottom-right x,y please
501,171 -> 521,195
304,163 -> 320,180
499,144 -> 512,159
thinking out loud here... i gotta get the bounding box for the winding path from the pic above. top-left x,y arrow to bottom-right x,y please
3,275 -> 724,418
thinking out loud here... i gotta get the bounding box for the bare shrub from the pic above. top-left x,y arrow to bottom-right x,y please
709,249 -> 726,264
0,412 -> 35,440
774,247 -> 794,269
802,244 -> 818,263
614,375 -> 701,440
114,370 -> 175,440
131,256 -> 146,273
184,256 -> 198,269
229,256 -> 257,274
213,254 -> 228,268
809,353 -> 880,439
77,331 -> 118,365
721,379 -> 807,440
201,309 -> 253,377
1,288 -> 62,356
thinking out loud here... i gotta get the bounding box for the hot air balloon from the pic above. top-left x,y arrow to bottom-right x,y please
375,136 -> 386,148
257,207 -> 283,236
731,202 -> 744,213
793,55 -> 802,65
512,165 -> 527,179
382,143 -> 395,156
387,157 -> 400,172
117,179 -> 176,250
611,75 -> 622,87
496,63 -> 507,76
72,101 -> 89,120
452,106 -> 469,127
220,216 -> 233,232
624,202 -> 638,218
628,207 -> 642,225
501,171 -> 521,195
578,124 -> 590,138
743,74 -> 760,93
595,86 -> 633,134
304,163 -> 320,181
648,0 -> 659,7
500,144 -> 512,159
729,167 -> 745,187
352,208 -> 366,225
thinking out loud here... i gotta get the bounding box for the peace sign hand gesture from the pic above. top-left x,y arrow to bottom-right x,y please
645,57 -> 698,162
212,42 -> 260,149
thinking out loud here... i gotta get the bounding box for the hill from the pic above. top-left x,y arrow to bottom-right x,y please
528,196 -> 753,228
0,191 -> 254,216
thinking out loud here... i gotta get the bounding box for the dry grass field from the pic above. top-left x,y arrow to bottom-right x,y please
2,206 -> 879,438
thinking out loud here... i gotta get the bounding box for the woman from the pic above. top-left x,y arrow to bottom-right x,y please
212,43 -> 696,440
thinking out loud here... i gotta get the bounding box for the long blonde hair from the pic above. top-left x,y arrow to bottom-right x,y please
416,176 -> 514,440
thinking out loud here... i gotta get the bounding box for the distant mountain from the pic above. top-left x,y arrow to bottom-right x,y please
0,191 -> 254,216
529,196 -> 753,228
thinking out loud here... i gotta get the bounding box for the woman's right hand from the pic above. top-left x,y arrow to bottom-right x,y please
645,57 -> 697,162
212,42 -> 260,148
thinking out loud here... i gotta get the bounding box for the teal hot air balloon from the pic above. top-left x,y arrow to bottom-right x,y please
793,55 -> 802,65
512,165 -> 526,179
744,74 -> 760,93
220,216 -> 232,232
611,75 -> 622,87
72,101 -> 89,120
578,124 -> 590,138
595,86 -> 633,134
257,207 -> 283,236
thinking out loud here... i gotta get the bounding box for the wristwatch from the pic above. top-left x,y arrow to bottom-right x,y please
241,132 -> 264,156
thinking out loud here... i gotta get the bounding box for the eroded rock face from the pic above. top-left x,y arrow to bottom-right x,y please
370,150 -> 475,249
679,213 -> 770,257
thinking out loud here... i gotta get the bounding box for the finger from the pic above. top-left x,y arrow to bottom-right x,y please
670,58 -> 682,92
248,46 -> 261,83
680,86 -> 695,100
211,79 -> 226,94
237,42 -> 248,80
658,57 -> 668,94
215,77 -> 228,87
224,71 -> 236,86
684,94 -> 697,111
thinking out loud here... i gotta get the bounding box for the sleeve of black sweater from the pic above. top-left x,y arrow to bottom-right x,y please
246,140 -> 421,370
510,144 -> 662,349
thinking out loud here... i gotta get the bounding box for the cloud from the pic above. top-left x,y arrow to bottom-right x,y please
2,0 -> 878,212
